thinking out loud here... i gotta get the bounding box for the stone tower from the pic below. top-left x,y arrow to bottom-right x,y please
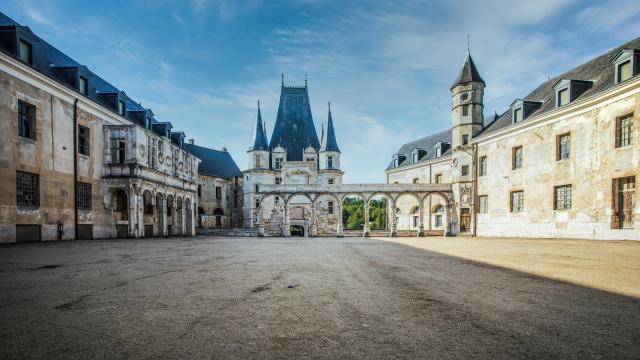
450,49 -> 485,235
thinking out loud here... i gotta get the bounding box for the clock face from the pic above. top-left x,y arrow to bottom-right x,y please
460,93 -> 470,102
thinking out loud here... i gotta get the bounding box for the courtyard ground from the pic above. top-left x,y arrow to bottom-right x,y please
0,236 -> 638,359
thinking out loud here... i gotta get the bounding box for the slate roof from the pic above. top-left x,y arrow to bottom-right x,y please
320,104 -> 340,152
479,36 -> 640,137
451,50 -> 485,89
249,103 -> 269,151
269,85 -> 321,161
183,144 -> 243,179
0,12 -> 183,142
386,129 -> 452,170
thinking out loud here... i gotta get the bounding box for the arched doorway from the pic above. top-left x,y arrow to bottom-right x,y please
342,195 -> 365,231
290,224 -> 304,237
214,208 -> 223,228
112,189 -> 129,238
368,194 -> 388,231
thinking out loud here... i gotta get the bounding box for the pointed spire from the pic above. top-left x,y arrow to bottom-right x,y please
305,74 -> 308,87
320,101 -> 340,153
451,46 -> 485,90
281,73 -> 284,87
249,100 -> 269,151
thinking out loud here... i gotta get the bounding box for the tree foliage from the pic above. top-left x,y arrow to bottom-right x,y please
341,197 -> 387,230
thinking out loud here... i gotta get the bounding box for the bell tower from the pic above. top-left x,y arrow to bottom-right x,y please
450,48 -> 485,235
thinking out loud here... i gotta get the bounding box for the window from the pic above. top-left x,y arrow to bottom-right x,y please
16,171 -> 38,209
478,195 -> 488,213
255,185 -> 259,193
513,107 -> 522,123
462,104 -> 469,116
616,114 -> 633,148
510,191 -> 524,212
275,196 -> 280,205
612,176 -> 635,229
215,186 -> 222,200
118,100 -> 125,116
255,198 -> 260,209
18,100 -> 36,140
434,174 -> 442,184
306,157 -> 314,162
328,156 -> 334,169
554,185 -> 572,210
393,158 -> 398,167
328,201 -> 334,215
255,154 -> 261,168
79,76 -> 88,96
77,182 -> 92,210
78,125 -> 90,156
328,178 -> 334,185
435,147 -> 442,157
461,165 -> 469,176
557,133 -> 570,160
512,146 -> 523,170
434,205 -> 444,227
557,88 -> 569,107
411,178 -> 418,184
197,184 -> 202,197
19,39 -> 32,64
618,61 -> 632,83
275,157 -> 283,170
462,134 -> 469,145
275,177 -> 282,185
110,139 -> 126,164
412,153 -> 418,163
479,156 -> 487,176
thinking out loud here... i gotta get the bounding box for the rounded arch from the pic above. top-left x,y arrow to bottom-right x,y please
285,192 -> 313,204
367,193 -> 389,231
341,193 -> 366,230
143,190 -> 153,215
394,192 -> 421,231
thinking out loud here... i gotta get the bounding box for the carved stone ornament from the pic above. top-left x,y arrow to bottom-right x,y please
461,186 -> 471,206
139,146 -> 146,157
158,153 -> 164,163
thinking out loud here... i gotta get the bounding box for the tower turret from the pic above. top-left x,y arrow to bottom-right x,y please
247,101 -> 270,170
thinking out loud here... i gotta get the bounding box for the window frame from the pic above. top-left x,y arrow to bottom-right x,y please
553,184 -> 572,210
556,133 -> 570,161
434,174 -> 442,184
462,134 -> 469,145
274,157 -> 283,170
510,190 -> 524,212
328,201 -> 334,215
479,156 -> 487,176
18,99 -> 36,140
617,60 -> 632,83
78,125 -> 90,156
512,146 -> 523,170
16,171 -> 39,209
327,155 -> 334,169
461,165 -> 469,176
615,114 -> 634,148
77,182 -> 92,210
478,195 -> 488,214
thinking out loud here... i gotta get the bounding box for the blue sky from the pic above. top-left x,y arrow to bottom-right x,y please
3,0 -> 640,182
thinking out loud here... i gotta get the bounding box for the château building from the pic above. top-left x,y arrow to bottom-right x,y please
388,37 -> 639,240
244,79 -> 343,236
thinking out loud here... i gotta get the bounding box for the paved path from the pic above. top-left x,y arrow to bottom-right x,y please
0,237 -> 638,359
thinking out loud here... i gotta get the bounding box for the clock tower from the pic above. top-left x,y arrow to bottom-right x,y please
450,49 -> 485,235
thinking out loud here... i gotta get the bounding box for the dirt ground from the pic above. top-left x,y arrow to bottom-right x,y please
0,236 -> 638,359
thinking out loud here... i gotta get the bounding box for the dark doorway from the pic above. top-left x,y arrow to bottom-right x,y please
612,176 -> 635,229
16,224 -> 41,243
116,225 -> 129,238
77,224 -> 93,240
290,225 -> 304,237
214,208 -> 223,228
144,225 -> 153,237
460,208 -> 471,233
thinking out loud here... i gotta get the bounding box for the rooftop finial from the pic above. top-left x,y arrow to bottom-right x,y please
328,101 -> 331,111
305,73 -> 308,87
467,34 -> 470,53
257,99 -> 260,109
281,73 -> 284,86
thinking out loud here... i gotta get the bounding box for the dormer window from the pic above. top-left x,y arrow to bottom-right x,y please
18,39 -> 32,64
79,76 -> 88,96
411,148 -> 426,163
554,79 -> 593,107
392,153 -> 406,167
412,153 -> 418,163
275,157 -> 283,170
612,49 -> 639,84
118,100 -> 125,116
511,99 -> 542,124
513,107 -> 523,123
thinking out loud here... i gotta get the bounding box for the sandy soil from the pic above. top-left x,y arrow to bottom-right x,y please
0,236 -> 638,359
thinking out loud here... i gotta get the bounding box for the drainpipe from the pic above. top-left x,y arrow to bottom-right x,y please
73,99 -> 79,240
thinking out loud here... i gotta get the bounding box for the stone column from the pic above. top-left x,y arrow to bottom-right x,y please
283,201 -> 291,237
310,200 -> 317,237
129,189 -> 139,238
256,205 -> 264,237
363,201 -> 370,237
417,200 -> 425,237
159,197 -> 167,236
389,199 -> 397,237
337,201 -> 344,237
444,203 -> 451,237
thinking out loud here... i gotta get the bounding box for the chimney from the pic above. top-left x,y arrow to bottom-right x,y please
188,139 -> 194,144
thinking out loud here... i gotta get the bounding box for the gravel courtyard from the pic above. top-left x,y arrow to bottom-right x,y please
0,236 -> 639,359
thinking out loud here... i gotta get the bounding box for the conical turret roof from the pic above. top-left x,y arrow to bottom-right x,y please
320,102 -> 340,153
249,101 -> 269,151
451,50 -> 485,89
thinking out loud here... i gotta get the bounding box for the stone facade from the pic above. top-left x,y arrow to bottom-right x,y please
387,38 -> 640,240
196,173 -> 243,229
